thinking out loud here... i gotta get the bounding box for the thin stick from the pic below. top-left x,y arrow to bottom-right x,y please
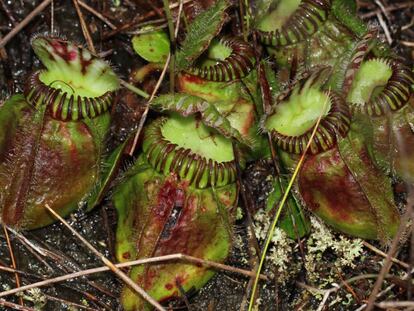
299,274 -> 392,311
72,0 -> 96,54
43,293 -> 100,311
375,12 -> 393,45
374,0 -> 392,23
363,241 -> 409,269
238,0 -> 246,40
0,34 -> 7,60
355,268 -> 414,311
174,0 -> 184,39
163,0 -> 176,92
364,211 -> 412,311
376,301 -> 414,308
0,252 -> 268,299
128,53 -> 171,155
0,0 -> 52,49
103,0 -> 193,39
78,0 -> 117,30
244,0 -> 251,36
2,225 -> 23,306
247,92 -> 331,311
0,262 -> 114,310
0,264 -> 16,274
44,204 -> 166,311
50,0 -> 54,33
361,2 -> 414,19
401,41 -> 414,47
0,299 -> 35,311
402,16 -> 414,31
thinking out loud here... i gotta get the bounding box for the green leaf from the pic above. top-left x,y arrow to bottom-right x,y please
338,116 -> 400,241
331,0 -> 391,58
132,29 -> 170,63
251,0 -> 276,27
332,0 -> 366,37
266,177 -> 311,239
86,138 -> 129,210
175,0 -> 230,71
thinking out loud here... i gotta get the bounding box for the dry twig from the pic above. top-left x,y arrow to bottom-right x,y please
72,0 -> 96,54
43,204 -> 166,311
78,0 -> 117,30
2,225 -> 23,306
364,213 -> 413,311
0,0 -> 52,49
361,2 -> 414,19
363,241 -> 409,269
0,252 -> 268,299
128,53 -> 171,155
0,299 -> 35,311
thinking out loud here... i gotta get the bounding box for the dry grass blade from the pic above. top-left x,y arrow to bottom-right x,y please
258,62 -> 307,263
44,204 -> 166,311
247,92 -> 332,311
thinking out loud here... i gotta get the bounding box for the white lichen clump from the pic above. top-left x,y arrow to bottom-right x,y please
253,209 -> 300,283
252,210 -> 364,291
305,217 -> 364,287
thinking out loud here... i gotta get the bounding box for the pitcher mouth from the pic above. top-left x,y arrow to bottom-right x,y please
257,0 -> 331,47
185,36 -> 256,82
25,71 -> 114,121
25,36 -> 119,121
346,58 -> 414,116
143,116 -> 238,189
262,67 -> 351,155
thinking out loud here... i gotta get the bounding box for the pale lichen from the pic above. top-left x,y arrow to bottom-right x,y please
253,209 -> 300,283
252,209 -> 364,295
304,217 -> 364,296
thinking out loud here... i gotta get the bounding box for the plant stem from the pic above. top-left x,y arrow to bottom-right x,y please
120,79 -> 150,99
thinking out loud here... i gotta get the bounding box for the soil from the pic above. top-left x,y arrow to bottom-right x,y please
0,1 -> 413,311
